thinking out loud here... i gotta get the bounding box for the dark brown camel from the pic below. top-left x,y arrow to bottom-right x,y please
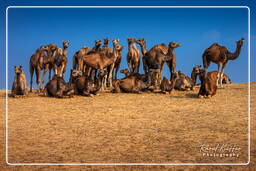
120,68 -> 148,82
44,74 -> 73,98
202,38 -> 244,87
198,70 -> 218,98
160,72 -> 179,94
71,69 -> 106,97
127,37 -> 140,73
134,39 -> 181,84
112,75 -> 149,93
11,66 -> 28,97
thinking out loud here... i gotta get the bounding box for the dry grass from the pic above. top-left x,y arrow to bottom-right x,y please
0,82 -> 255,170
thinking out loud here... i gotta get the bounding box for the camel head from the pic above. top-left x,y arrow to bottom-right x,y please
103,38 -> 110,45
14,66 -> 23,74
62,41 -> 69,49
41,45 -> 50,51
95,40 -> 102,47
168,42 -> 181,48
237,38 -> 244,47
120,68 -> 129,74
112,39 -> 119,47
48,44 -> 58,51
71,69 -> 83,78
127,37 -> 133,44
193,65 -> 201,74
134,38 -> 145,47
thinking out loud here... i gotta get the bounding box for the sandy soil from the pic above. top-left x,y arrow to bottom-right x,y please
0,82 -> 255,170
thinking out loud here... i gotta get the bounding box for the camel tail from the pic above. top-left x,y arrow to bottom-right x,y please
202,51 -> 210,69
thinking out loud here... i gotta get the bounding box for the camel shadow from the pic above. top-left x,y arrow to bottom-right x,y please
185,93 -> 198,99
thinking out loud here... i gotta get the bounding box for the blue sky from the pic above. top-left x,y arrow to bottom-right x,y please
1,1 -> 255,89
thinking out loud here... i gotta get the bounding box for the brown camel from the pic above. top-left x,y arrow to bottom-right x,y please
112,75 -> 149,93
11,66 -> 28,97
191,65 -> 202,85
29,46 -> 52,92
126,37 -> 140,73
80,44 -> 122,87
198,70 -> 219,98
202,38 -> 244,87
71,69 -> 106,96
174,71 -> 194,91
134,39 -> 180,84
160,72 -> 179,94
44,74 -> 73,98
120,68 -> 148,82
54,41 -> 69,77
113,39 -> 123,79
72,46 -> 91,70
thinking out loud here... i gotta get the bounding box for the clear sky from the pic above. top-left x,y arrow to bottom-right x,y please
0,0 -> 255,89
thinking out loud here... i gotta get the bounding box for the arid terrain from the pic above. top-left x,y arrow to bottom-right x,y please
0,82 -> 255,170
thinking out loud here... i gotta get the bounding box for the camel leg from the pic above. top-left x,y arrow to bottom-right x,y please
142,57 -> 148,74
115,61 -> 121,79
48,68 -> 51,81
220,63 -> 227,88
41,69 -> 48,90
35,67 -> 41,92
29,65 -> 34,92
128,60 -> 133,73
108,63 -> 115,88
217,64 -> 222,87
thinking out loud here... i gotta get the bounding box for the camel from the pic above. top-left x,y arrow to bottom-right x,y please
73,46 -> 91,70
71,69 -> 106,96
191,65 -> 202,85
113,39 -> 123,79
11,66 -> 28,97
134,39 -> 181,84
54,41 -> 69,77
102,38 -> 113,55
126,38 -> 140,73
160,72 -> 179,94
44,74 -> 73,98
112,75 -> 149,93
79,44 -> 122,87
202,38 -> 244,87
29,46 -> 53,92
198,70 -> 219,98
120,68 -> 148,82
174,71 -> 194,91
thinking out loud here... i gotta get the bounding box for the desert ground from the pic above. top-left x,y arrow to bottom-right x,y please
0,82 -> 255,170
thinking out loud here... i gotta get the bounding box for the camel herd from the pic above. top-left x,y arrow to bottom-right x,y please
11,37 -> 244,98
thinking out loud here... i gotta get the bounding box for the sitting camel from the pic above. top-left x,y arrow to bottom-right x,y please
198,70 -> 218,98
120,68 -> 148,82
191,65 -> 202,85
11,66 -> 28,97
112,75 -> 149,93
71,69 -> 106,96
174,71 -> 194,91
126,37 -> 140,73
44,74 -> 73,98
160,72 -> 179,94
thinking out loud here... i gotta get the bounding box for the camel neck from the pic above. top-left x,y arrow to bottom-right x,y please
140,44 -> 147,55
63,46 -> 68,56
228,44 -> 242,60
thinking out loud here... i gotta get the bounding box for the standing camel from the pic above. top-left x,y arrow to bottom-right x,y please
29,46 -> 50,92
113,40 -> 124,79
202,38 -> 244,87
134,39 -> 180,85
126,37 -> 140,73
54,41 -> 69,77
72,46 -> 91,70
